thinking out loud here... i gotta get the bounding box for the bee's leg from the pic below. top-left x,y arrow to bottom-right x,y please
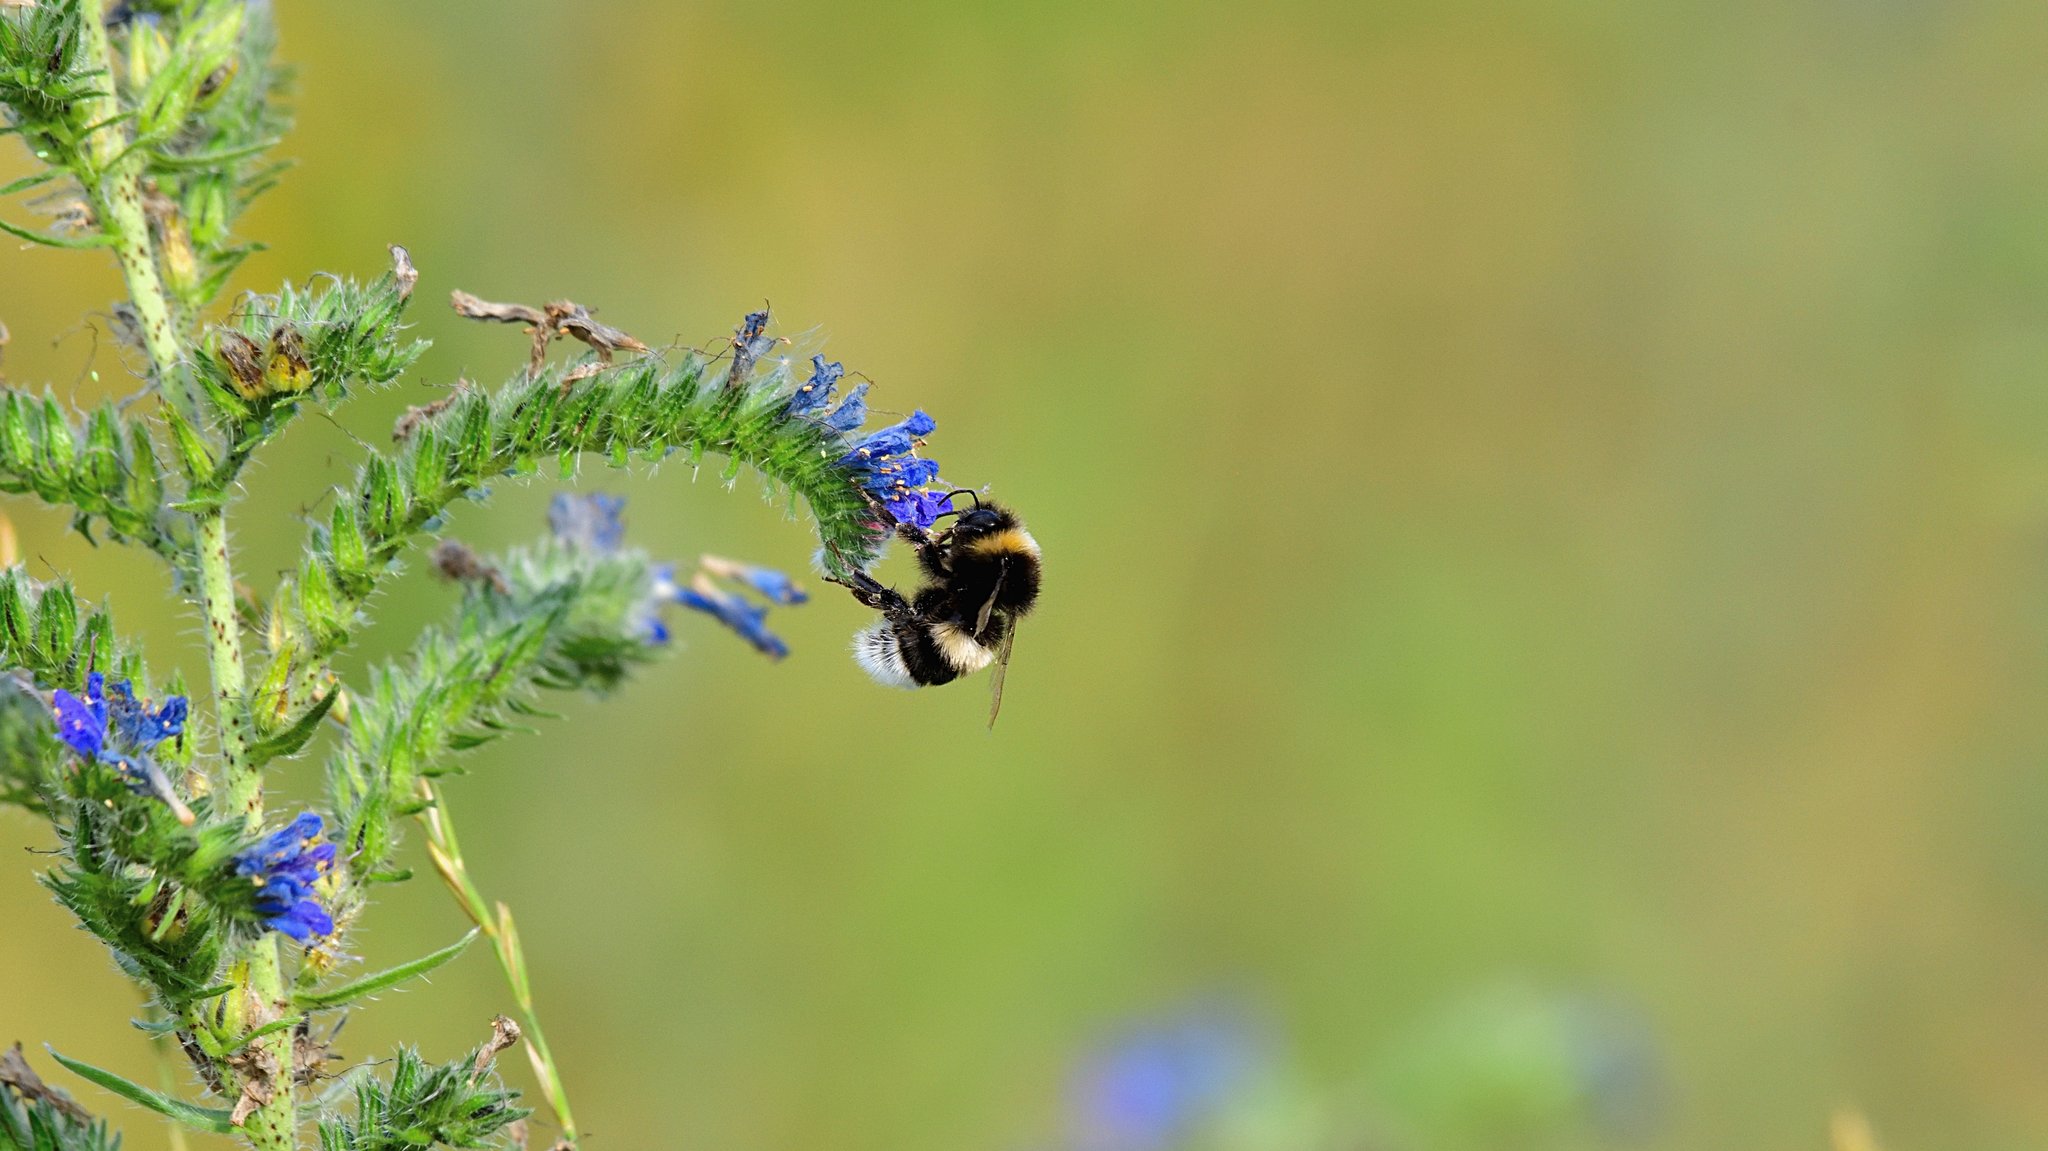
849,486 -> 951,577
825,566 -> 918,623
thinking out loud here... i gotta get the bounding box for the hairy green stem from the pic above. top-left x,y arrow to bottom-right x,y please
197,511 -> 257,796
74,0 -> 256,790
72,3 -> 283,1148
74,5 -> 183,413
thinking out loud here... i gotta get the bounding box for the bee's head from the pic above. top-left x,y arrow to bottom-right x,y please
933,490 -> 1016,539
956,507 -> 1004,533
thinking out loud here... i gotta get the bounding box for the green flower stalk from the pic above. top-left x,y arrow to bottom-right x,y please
0,5 -> 1006,1151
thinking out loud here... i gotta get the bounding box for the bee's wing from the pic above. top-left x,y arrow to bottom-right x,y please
987,620 -> 1017,730
973,558 -> 1007,640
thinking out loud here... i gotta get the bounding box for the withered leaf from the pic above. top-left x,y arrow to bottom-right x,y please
431,540 -> 509,596
450,291 -> 546,327
393,392 -> 460,442
0,1043 -> 92,1123
545,300 -> 647,360
388,244 -> 418,301
452,289 -> 646,374
475,1015 -> 522,1077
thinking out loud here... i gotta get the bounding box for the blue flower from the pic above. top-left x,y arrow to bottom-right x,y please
231,811 -> 337,942
638,562 -> 681,646
734,309 -> 773,357
729,309 -> 778,386
834,410 -> 949,525
49,673 -> 191,820
1070,1011 -> 1258,1151
551,495 -> 675,644
885,490 -> 955,531
699,555 -> 808,605
548,492 -> 627,554
839,410 -> 937,460
107,679 -> 187,747
677,575 -> 790,659
786,355 -> 845,416
51,674 -> 113,762
819,383 -> 870,433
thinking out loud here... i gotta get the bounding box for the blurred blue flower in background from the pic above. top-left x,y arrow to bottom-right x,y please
699,554 -> 809,606
547,492 -> 628,554
1036,985 -> 1664,1151
677,575 -> 790,659
1067,1006 -> 1263,1151
545,493 -> 808,656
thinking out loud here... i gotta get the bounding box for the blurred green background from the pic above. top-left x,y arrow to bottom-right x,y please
6,0 -> 2048,1148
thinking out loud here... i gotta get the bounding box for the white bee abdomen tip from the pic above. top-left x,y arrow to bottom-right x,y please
852,622 -> 919,689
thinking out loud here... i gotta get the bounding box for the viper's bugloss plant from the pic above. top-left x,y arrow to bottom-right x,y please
0,4 -> 986,1151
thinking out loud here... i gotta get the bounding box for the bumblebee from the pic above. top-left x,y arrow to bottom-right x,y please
833,491 -> 1041,725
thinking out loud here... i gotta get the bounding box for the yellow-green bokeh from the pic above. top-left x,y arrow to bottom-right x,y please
6,1 -> 2048,1148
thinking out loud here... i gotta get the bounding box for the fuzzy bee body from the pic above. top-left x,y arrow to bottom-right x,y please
836,497 -> 1040,723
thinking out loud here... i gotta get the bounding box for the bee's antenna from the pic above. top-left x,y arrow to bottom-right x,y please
925,489 -> 986,524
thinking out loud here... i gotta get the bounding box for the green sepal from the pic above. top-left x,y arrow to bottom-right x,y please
77,406 -> 123,509
328,500 -> 369,590
246,686 -> 337,764
30,583 -> 77,676
296,557 -> 345,650
36,397 -> 75,479
159,405 -> 217,488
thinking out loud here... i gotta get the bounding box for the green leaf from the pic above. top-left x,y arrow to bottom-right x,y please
225,1015 -> 304,1054
0,217 -> 109,250
0,169 -> 61,198
246,687 -> 337,763
44,1049 -> 236,1135
147,137 -> 282,171
292,929 -> 478,1011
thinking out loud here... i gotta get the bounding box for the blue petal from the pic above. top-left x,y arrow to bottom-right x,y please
737,566 -> 807,606
820,384 -> 870,433
291,899 -> 334,938
885,491 -> 954,530
838,411 -> 936,466
786,355 -> 844,416
702,558 -> 808,606
648,562 -> 680,602
679,586 -> 789,659
50,689 -> 105,760
269,900 -> 333,942
735,310 -> 772,355
106,680 -> 187,748
859,457 -> 942,493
